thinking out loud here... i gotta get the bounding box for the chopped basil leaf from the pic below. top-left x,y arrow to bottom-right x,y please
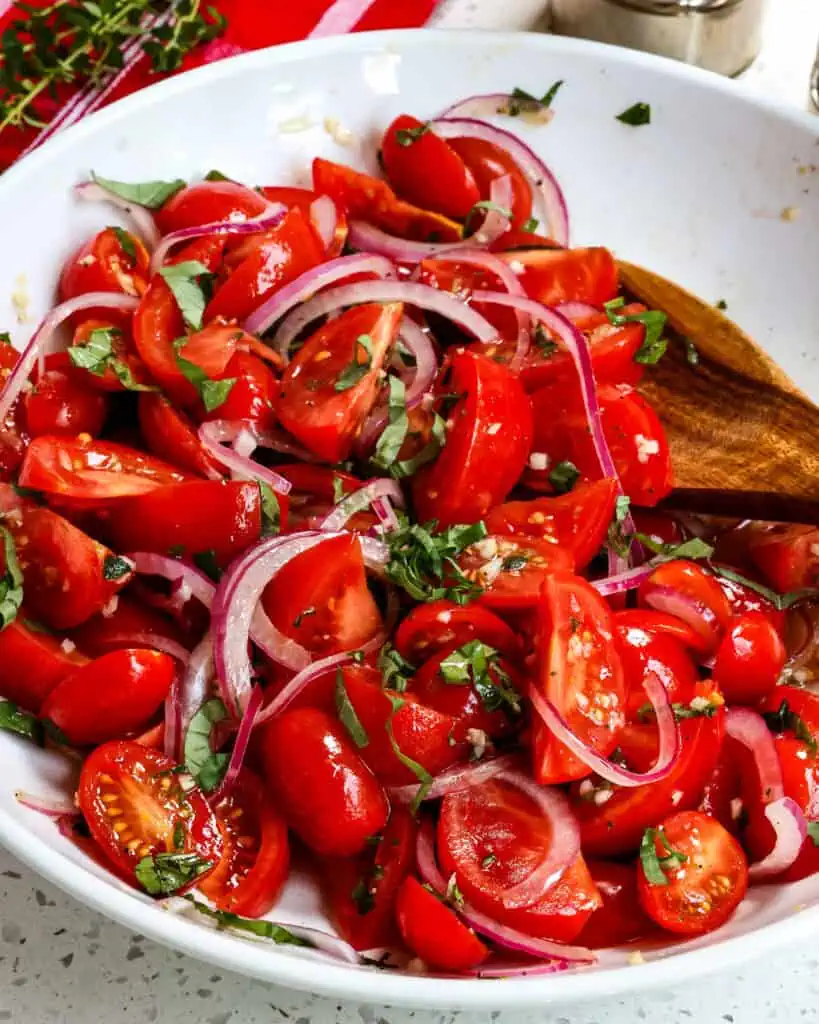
335,333 -> 373,392
684,338 -> 699,366
173,821 -> 186,851
540,79 -> 564,107
184,895 -> 312,945
709,566 -> 819,612
204,169 -> 230,182
391,412 -> 447,480
603,297 -> 667,365
464,200 -> 513,235
68,327 -> 156,392
91,173 -> 186,210
192,549 -> 221,582
372,375 -> 410,473
502,554 -> 528,572
616,102 -> 651,126
0,332 -> 11,346
258,483 -> 281,537
534,323 -> 558,357
606,495 -> 633,558
335,670 -> 369,749
548,460 -> 579,494
351,877 -> 376,914
332,475 -> 346,504
378,643 -> 414,693
293,607 -> 316,629
446,874 -> 465,908
637,696 -> 722,722
42,718 -> 70,746
440,640 -> 521,715
763,699 -> 818,755
109,225 -> 137,264
0,700 -> 43,745
384,518 -> 487,605
349,649 -> 365,664
522,217 -> 539,233
395,122 -> 431,147
102,554 -> 132,581
481,853 -> 497,869
0,526 -> 23,630
183,697 -> 229,792
639,827 -> 687,886
505,82 -> 563,115
135,852 -> 213,896
634,533 -> 715,563
172,335 -> 235,411
715,299 -> 728,311
161,261 -> 212,331
807,821 -> 819,847
384,696 -> 432,813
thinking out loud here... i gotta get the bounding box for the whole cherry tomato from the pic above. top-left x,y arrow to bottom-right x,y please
712,613 -> 786,705
24,353 -> 108,438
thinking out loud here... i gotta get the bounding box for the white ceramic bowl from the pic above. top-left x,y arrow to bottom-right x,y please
1,28 -> 818,1012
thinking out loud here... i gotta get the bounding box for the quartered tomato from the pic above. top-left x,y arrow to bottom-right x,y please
138,393 -> 224,479
262,533 -> 382,658
712,613 -> 785,705
395,876 -> 489,972
412,349 -> 532,527
448,135 -> 533,229
260,706 -> 389,857
199,769 -> 290,918
380,115 -> 480,220
0,341 -> 26,481
18,436 -> 189,503
203,351 -> 278,431
0,619 -> 87,713
70,318 -> 152,394
748,525 -> 819,593
499,247 -> 618,308
456,533 -> 573,609
155,180 -> 267,234
78,740 -> 223,888
637,811 -> 748,936
579,860 -> 651,948
277,302 -> 402,463
394,600 -> 519,664
24,352 -> 109,438
438,777 -> 602,940
532,573 -> 626,784
41,648 -> 175,746
613,609 -> 705,656
59,227 -> 150,303
638,560 -> 733,654
260,185 -> 348,256
485,479 -> 617,571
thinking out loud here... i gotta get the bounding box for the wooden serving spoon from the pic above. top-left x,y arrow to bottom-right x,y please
617,260 -> 819,525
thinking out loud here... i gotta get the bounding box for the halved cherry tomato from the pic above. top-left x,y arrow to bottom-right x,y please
412,350 -> 532,527
748,525 -> 819,593
69,318 -> 152,394
456,533 -> 573,609
486,479 -> 617,572
277,302 -> 402,463
78,739 -> 223,887
0,619 -> 87,713
438,777 -> 601,940
712,613 -> 785,705
313,158 -> 462,243
138,393 -> 225,479
324,807 -> 416,951
155,180 -> 267,235
41,648 -> 174,746
381,115 -> 480,220
260,706 -> 389,857
579,860 -> 652,948
532,573 -> 626,784
24,352 -> 109,438
612,609 -> 705,655
712,569 -> 785,636
395,876 -> 489,972
394,600 -> 519,664
0,340 -> 26,481
59,227 -> 150,303
637,810 -> 748,936
199,769 -> 290,918
500,247 -> 618,307
698,744 -> 743,835
105,480 -> 265,566
638,560 -> 733,654
67,594 -> 187,659
260,185 -> 348,256
616,619 -> 698,720
448,136 -> 532,229
262,533 -> 381,658
203,351 -> 278,431
19,436 -> 189,503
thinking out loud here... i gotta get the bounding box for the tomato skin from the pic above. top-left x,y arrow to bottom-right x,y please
78,740 -> 223,887
748,525 -> 819,592
485,479 -> 617,572
59,227 -> 150,304
712,571 -> 785,636
613,609 -> 705,655
381,115 -> 480,220
260,185 -> 348,256
204,351 -> 278,431
500,247 -> 618,308
156,180 -> 267,234
394,600 -> 520,664
637,811 -> 748,937
261,707 -> 389,857
0,619 -> 87,713
448,136 -> 532,229
395,876 -> 489,972
41,648 -> 174,746
579,860 -> 652,948
105,480 -> 264,565
616,620 -> 698,720
138,393 -> 224,479
24,353 -> 109,438
413,350 -> 533,528
67,594 -> 186,658
457,533 -> 574,610
712,613 -> 785,705
199,770 -> 290,918
638,560 -> 733,654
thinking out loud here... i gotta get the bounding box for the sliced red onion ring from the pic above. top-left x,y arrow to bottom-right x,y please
749,797 -> 807,880
642,584 -> 720,650
272,280 -> 498,365
57,812 -> 84,839
310,194 -> 339,251
388,754 -> 517,805
174,634 -> 217,761
725,708 -> 784,804
100,632 -> 191,664
440,94 -> 556,125
75,180 -> 161,249
0,292 -> 139,425
348,174 -> 513,264
396,315 -> 438,409
372,495 -> 400,534
209,684 -> 264,803
15,791 -> 77,818
253,650 -> 359,730
149,203 -> 288,274
592,564 -> 654,597
163,674 -> 181,760
529,672 -> 680,788
431,117 -> 569,247
416,819 -> 594,965
243,253 -> 397,342
555,301 -> 601,321
126,552 -> 216,610
319,478 -> 404,532
198,421 -> 291,495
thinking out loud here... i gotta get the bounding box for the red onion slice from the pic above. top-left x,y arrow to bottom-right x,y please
440,94 -> 556,126
101,632 -> 191,664
416,819 -> 594,965
725,708 -> 784,804
243,253 -> 397,342
174,634 -> 218,761
208,684 -> 264,803
749,797 -> 808,880
271,280 -> 498,363
555,301 -> 601,321
163,674 -> 181,760
310,194 -> 339,251
396,316 -> 438,409
253,650 -> 361,730
318,478 -> 404,532
592,564 -> 655,597
15,791 -> 77,818
126,552 -> 216,610
529,672 -> 680,788
642,584 -> 721,651
388,755 -> 517,805
198,421 -> 292,495
0,292 -> 139,425
431,117 -> 569,247
75,180 -> 161,249
149,203 -> 288,274
372,495 -> 400,534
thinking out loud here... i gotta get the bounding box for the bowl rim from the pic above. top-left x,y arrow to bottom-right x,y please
1,26 -> 818,1009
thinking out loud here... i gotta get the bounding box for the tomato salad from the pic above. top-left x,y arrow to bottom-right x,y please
0,93 -> 817,978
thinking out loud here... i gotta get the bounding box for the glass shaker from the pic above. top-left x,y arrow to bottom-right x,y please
549,0 -> 768,78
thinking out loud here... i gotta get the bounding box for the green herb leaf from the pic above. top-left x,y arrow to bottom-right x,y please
68,327 -> 156,392
204,169 -> 230,182
173,821 -> 186,852
92,173 -> 186,210
172,335 -> 235,411
293,607 -> 316,629
616,102 -> 651,126
135,852 -> 213,896
0,332 -> 11,346
161,261 -> 212,331
715,299 -> 728,311
184,698 -> 230,792
640,826 -> 687,886
533,323 -> 558,357
258,483 -> 281,538
335,670 -> 369,749
384,698 -> 432,814
332,475 -> 346,504
763,699 -> 818,755
351,877 -> 376,914
440,640 -> 521,715
634,533 -> 715,563
390,413 -> 447,480
464,200 -> 514,235
102,554 -> 132,581
807,821 -> 819,847
709,566 -> 819,612
192,549 -> 221,583
0,526 -> 23,630
335,334 -> 373,392
110,226 -> 137,264
505,82 -> 564,116
0,700 -> 43,745
372,376 -> 409,473
184,895 -> 312,945
522,217 -> 539,233
637,694 -> 723,722
384,519 -> 487,605
481,853 -> 497,869
395,122 -> 431,147
603,297 -> 667,365
548,460 -> 579,494
377,643 -> 414,694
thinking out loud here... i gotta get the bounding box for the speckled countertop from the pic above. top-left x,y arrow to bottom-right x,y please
2,2 -> 819,1022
